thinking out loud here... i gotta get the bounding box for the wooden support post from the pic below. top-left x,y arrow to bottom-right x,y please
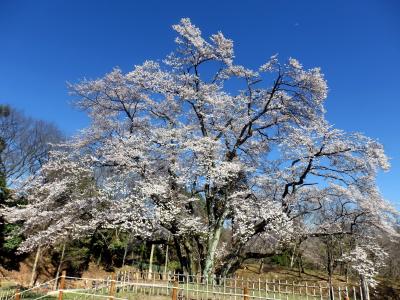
15,289 -> 20,300
54,243 -> 66,290
306,282 -> 309,300
109,273 -> 116,300
319,285 -> 323,300
234,277 -> 237,300
344,287 -> 349,300
148,244 -> 155,280
164,236 -> 170,279
30,245 -> 41,287
171,280 -> 178,300
58,270 -> 66,300
243,286 -> 249,300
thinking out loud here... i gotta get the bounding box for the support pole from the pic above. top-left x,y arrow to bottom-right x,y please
58,270 -> 66,300
30,245 -> 41,287
148,244 -> 155,279
15,289 -> 20,300
171,280 -> 178,300
54,242 -> 66,290
164,239 -> 170,279
243,286 -> 249,300
109,272 -> 116,300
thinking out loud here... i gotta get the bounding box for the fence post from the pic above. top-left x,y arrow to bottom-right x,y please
243,286 -> 249,300
306,282 -> 309,300
344,292 -> 350,300
58,270 -> 66,300
109,272 -> 116,300
15,288 -> 20,300
123,271 -> 126,292
319,284 -> 323,300
172,280 -> 178,300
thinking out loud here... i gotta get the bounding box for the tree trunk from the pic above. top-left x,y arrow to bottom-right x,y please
163,242 -> 169,276
299,255 -> 304,273
328,273 -> 334,300
97,252 -> 102,266
131,249 -> 135,267
326,246 -> 334,300
297,256 -> 302,278
203,221 -> 224,279
139,242 -> 145,271
360,275 -> 370,300
217,240 -> 247,277
30,245 -> 41,287
122,234 -> 133,267
258,258 -> 264,274
174,237 -> 187,273
203,207 -> 229,279
194,236 -> 205,274
183,239 -> 194,275
122,242 -> 129,267
53,243 -> 66,290
219,256 -> 241,277
290,244 -> 297,269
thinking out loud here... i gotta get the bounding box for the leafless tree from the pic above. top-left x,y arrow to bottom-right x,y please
0,104 -> 64,270
0,105 -> 64,187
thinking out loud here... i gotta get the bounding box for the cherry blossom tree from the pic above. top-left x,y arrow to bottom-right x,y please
341,243 -> 387,300
5,18 -> 397,279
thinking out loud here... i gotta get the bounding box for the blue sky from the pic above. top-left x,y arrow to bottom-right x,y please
1,0 -> 399,208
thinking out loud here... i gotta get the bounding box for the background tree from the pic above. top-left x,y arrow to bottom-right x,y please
0,105 -> 64,270
0,105 -> 12,268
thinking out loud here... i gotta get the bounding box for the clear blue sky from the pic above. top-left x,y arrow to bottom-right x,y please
1,0 -> 399,208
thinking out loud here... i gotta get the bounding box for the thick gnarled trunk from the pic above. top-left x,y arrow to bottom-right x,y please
203,216 -> 225,278
203,228 -> 222,278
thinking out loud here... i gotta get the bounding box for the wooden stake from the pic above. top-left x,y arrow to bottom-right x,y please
58,270 -> 66,300
54,242 -> 66,290
344,286 -> 350,300
148,244 -> 155,280
306,281 -> 309,300
15,289 -> 20,300
30,245 -> 41,287
171,280 -> 178,300
243,286 -> 249,300
164,235 -> 170,278
108,272 -> 116,300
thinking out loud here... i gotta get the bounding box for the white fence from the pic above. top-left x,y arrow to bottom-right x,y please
1,271 -> 366,300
